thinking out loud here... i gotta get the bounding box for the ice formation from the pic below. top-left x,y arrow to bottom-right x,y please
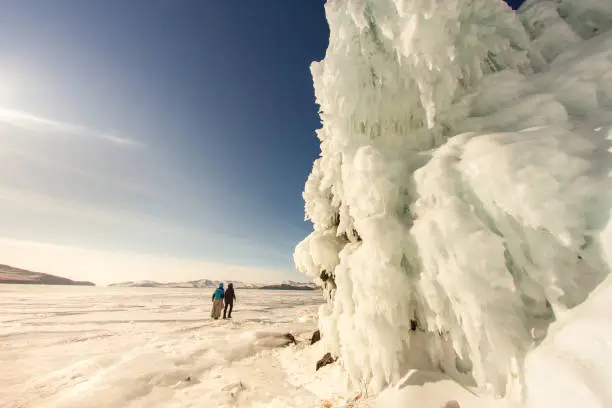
295,0 -> 612,399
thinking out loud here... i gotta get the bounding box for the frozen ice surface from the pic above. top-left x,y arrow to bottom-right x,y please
523,274 -> 612,408
295,0 -> 612,405
0,286 -> 332,408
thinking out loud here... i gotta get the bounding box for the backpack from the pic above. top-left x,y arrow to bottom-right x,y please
214,288 -> 224,300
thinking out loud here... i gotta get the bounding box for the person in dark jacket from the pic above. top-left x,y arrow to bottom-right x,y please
223,283 -> 236,319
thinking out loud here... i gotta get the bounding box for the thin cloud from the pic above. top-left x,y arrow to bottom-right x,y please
0,144 -> 153,195
0,237 -> 296,285
0,185 -> 291,268
0,107 -> 142,147
0,185 -> 139,224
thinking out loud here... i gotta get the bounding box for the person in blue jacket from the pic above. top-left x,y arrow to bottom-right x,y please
211,283 -> 225,319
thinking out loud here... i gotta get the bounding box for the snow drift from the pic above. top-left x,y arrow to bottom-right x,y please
295,0 -> 612,401
523,274 -> 612,408
2,287 -> 325,408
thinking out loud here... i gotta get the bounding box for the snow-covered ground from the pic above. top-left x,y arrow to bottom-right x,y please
3,282 -> 612,408
0,286 -> 355,408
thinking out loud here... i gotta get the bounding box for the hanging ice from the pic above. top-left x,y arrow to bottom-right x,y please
295,0 -> 612,397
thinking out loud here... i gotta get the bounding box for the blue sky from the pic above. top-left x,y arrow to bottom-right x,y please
505,0 -> 527,9
0,1 -> 329,284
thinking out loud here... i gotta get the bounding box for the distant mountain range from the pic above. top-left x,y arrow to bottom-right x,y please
0,264 -> 95,286
0,263 -> 317,290
108,279 -> 317,290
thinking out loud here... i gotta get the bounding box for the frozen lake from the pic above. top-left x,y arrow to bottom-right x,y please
0,285 -> 333,408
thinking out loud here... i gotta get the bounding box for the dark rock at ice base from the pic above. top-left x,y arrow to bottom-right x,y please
283,333 -> 297,345
255,332 -> 297,348
311,329 -> 321,345
316,352 -> 337,371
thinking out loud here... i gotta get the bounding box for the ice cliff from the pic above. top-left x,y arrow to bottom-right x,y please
294,0 -> 612,400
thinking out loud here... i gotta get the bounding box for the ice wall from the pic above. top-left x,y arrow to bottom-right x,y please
519,0 -> 612,62
295,0 -> 612,397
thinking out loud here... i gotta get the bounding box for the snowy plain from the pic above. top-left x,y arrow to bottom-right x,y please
0,286 -> 357,408
3,280 -> 612,408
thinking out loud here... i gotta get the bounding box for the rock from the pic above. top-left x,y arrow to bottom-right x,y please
311,329 -> 321,345
410,319 -> 418,331
184,376 -> 191,382
316,352 -> 337,371
283,333 -> 297,345
223,381 -> 246,400
442,401 -> 461,408
332,212 -> 340,227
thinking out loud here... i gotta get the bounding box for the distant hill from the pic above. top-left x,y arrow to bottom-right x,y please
109,279 -> 317,290
259,283 -> 317,291
0,264 -> 95,286
108,279 -> 259,289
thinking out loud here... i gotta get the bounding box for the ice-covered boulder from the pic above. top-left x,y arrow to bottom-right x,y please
295,0 -> 612,400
